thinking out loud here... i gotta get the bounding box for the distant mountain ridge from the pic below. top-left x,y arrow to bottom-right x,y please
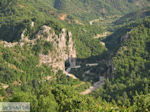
53,0 -> 150,21
114,7 -> 150,25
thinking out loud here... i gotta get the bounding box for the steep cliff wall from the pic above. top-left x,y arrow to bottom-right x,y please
2,25 -> 77,73
38,25 -> 77,72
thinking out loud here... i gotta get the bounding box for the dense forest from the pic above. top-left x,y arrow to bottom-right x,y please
0,0 -> 150,111
94,17 -> 150,108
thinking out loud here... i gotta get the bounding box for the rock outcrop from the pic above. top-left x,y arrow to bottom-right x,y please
1,25 -> 77,74
0,41 -> 18,48
38,25 -> 77,72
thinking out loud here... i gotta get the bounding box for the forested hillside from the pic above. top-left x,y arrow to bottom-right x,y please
92,17 -> 150,110
0,0 -> 150,111
0,0 -> 106,58
0,34 -> 116,111
54,0 -> 150,21
114,7 -> 150,25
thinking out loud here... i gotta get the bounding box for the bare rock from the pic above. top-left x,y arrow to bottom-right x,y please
38,26 -> 77,72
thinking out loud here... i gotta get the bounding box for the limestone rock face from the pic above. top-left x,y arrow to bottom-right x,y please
38,25 -> 77,72
1,41 -> 18,48
1,25 -> 77,73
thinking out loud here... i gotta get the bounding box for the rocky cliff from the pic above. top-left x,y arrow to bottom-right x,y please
2,25 -> 77,73
38,25 -> 76,72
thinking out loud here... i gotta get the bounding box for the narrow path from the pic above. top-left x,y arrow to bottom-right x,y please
65,67 -> 77,79
86,63 -> 98,67
73,82 -> 85,88
65,63 -> 105,95
80,77 -> 104,95
65,63 -> 98,79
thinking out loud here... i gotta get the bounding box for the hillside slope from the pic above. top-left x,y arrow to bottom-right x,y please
114,7 -> 150,25
53,0 -> 150,21
0,23 -> 124,112
1,0 -> 150,111
0,0 -> 106,59
93,17 -> 150,109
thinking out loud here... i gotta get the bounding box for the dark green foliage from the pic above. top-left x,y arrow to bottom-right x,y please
10,93 -> 38,112
54,0 -> 150,22
0,41 -> 113,111
1,0 -> 150,111
114,7 -> 150,25
66,24 -> 106,58
0,65 -> 16,83
43,41 -> 54,55
0,0 -> 106,58
94,17 -> 150,109
133,94 -> 150,112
